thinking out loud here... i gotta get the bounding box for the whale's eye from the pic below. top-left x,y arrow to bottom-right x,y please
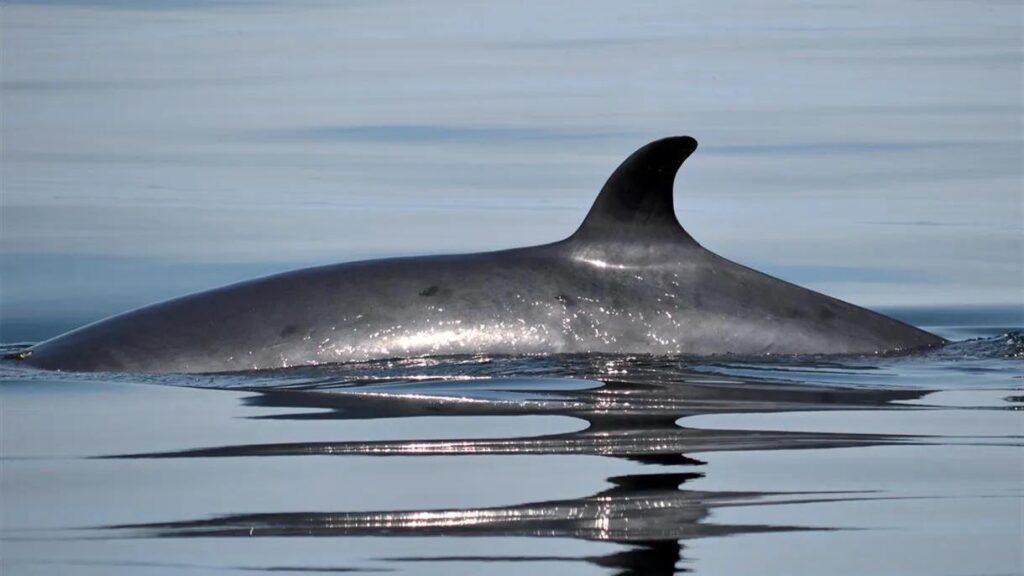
419,286 -> 440,297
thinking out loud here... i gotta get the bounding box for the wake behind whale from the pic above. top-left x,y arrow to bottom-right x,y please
16,136 -> 944,373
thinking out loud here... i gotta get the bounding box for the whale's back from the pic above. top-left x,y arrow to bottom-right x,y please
18,136 -> 944,373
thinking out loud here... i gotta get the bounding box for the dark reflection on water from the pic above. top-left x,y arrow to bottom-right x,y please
75,354 -> 938,575
110,473 -> 821,576
111,374 -> 925,461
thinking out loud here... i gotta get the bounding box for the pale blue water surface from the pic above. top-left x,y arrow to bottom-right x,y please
1,1 -> 1022,575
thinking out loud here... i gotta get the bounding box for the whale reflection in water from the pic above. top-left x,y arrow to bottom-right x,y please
112,472 -> 864,575
115,357 -> 927,460
94,359 -> 935,575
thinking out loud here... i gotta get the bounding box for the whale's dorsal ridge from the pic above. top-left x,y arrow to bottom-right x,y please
570,136 -> 699,245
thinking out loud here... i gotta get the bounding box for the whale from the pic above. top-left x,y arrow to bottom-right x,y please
14,136 -> 945,373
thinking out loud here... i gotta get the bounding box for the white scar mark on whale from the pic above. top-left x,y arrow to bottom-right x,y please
576,257 -> 630,270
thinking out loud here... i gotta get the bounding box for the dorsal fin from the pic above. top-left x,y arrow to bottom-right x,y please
570,136 -> 698,244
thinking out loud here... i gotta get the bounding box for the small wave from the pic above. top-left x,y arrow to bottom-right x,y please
924,330 -> 1024,360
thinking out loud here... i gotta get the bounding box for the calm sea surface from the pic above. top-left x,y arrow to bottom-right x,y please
2,1 -> 1022,575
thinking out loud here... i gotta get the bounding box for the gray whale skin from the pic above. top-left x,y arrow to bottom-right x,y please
19,136 -> 945,373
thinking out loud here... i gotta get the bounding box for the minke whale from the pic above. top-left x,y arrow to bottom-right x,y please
15,136 -> 945,373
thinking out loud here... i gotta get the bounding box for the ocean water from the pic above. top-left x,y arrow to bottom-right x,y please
1,1 -> 1022,575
